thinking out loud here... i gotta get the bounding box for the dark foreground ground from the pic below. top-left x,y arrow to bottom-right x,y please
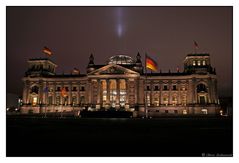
7,116 -> 233,157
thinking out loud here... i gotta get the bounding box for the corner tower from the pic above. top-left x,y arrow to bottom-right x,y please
25,58 -> 57,77
183,53 -> 216,74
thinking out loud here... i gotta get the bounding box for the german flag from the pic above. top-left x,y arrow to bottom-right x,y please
43,46 -> 53,56
146,55 -> 158,72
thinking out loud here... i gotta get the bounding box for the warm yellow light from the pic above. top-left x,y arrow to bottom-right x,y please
33,97 -> 37,106
220,110 -> 223,116
183,110 -> 187,114
193,61 -> 196,66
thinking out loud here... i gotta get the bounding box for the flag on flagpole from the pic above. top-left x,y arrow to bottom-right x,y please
61,87 -> 67,97
43,46 -> 53,56
146,55 -> 158,72
194,41 -> 199,49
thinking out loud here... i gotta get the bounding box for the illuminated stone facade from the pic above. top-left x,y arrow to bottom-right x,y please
21,53 -> 220,116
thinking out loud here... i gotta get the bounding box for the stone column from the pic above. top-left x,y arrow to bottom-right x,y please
61,83 -> 64,105
134,79 -> 138,105
22,81 -> 28,104
26,84 -> 30,104
39,81 -> 44,113
77,84 -> 80,105
193,78 -> 197,104
169,82 -> 172,105
116,79 -> 120,108
187,79 -> 193,104
52,83 -> 56,105
88,80 -> 92,105
39,81 -> 43,105
178,86 -> 181,105
160,82 -> 163,105
42,82 -> 48,105
214,79 -> 218,103
97,79 -> 101,104
125,79 -> 129,104
207,79 -> 212,103
106,79 -> 110,105
100,81 -> 103,106
69,83 -> 72,105
96,79 -> 101,109
138,79 -> 144,106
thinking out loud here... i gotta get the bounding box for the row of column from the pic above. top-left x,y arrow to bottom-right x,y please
90,79 -> 129,107
23,81 -> 86,105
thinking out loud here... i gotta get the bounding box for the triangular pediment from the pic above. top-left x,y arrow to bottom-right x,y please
88,64 -> 139,76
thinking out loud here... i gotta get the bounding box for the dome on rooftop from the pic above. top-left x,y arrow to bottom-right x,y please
107,55 -> 135,65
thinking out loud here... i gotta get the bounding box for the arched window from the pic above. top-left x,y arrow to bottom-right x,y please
197,60 -> 201,66
163,95 -> 168,105
79,96 -> 85,106
72,96 -> 77,106
197,83 -> 207,93
48,96 -> 52,105
31,86 -> 39,94
56,96 -> 60,105
32,97 -> 38,106
193,61 -> 196,66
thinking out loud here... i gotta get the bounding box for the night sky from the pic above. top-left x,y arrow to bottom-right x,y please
7,7 -> 232,97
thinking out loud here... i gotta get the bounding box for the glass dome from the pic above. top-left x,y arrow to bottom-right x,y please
108,55 -> 135,65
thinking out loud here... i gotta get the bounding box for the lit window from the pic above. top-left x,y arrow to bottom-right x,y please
203,60 -> 206,66
201,109 -> 208,115
193,61 -> 196,66
103,91 -> 107,102
183,110 -> 187,114
146,94 -> 150,106
32,97 -> 37,106
181,86 -> 185,91
163,97 -> 168,105
197,60 -> 201,66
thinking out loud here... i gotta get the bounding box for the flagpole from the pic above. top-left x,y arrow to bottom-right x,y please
145,53 -> 148,119
194,46 -> 197,54
194,41 -> 198,54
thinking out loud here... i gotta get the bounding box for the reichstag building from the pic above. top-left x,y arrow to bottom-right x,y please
21,52 -> 220,117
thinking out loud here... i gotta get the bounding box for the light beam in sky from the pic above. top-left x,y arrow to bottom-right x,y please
116,7 -> 124,38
